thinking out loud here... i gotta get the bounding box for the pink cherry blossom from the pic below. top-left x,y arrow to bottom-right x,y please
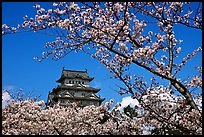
2,2 -> 202,134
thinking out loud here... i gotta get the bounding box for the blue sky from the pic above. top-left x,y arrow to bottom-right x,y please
2,2 -> 202,107
2,2 -> 125,105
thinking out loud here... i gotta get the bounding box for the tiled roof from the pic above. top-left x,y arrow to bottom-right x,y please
52,84 -> 100,93
56,69 -> 94,83
58,96 -> 105,101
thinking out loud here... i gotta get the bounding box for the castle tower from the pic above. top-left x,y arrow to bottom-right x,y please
46,68 -> 105,107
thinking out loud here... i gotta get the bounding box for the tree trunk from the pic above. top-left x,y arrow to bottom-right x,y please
171,81 -> 199,111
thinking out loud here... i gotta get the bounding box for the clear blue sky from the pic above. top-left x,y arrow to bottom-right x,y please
2,2 -> 202,106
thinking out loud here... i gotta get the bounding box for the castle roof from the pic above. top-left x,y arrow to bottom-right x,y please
58,94 -> 105,102
52,84 -> 100,93
56,69 -> 94,83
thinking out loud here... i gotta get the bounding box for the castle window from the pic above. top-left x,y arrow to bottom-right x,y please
71,92 -> 75,96
61,100 -> 65,103
82,93 -> 85,96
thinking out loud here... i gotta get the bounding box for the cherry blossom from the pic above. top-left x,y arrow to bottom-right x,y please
2,2 -> 202,135
2,88 -> 202,135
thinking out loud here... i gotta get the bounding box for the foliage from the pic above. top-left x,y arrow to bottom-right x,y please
123,105 -> 137,119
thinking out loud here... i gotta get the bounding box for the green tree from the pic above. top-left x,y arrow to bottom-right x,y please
123,105 -> 137,119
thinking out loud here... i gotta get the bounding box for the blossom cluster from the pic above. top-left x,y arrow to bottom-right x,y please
187,76 -> 202,88
2,2 -> 201,81
2,88 -> 202,135
2,98 -> 143,135
175,47 -> 202,74
138,86 -> 202,135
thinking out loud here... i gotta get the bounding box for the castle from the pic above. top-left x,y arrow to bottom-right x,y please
46,68 -> 105,107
